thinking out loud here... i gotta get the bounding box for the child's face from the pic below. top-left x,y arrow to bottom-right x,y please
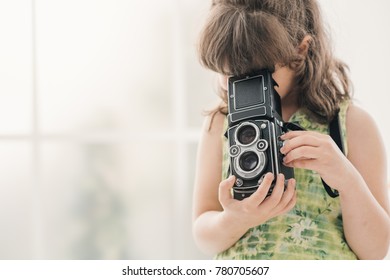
218,74 -> 229,92
272,64 -> 295,99
218,65 -> 295,100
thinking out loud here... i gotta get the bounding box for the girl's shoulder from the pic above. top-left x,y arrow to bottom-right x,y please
202,111 -> 227,137
345,101 -> 386,166
345,102 -> 379,137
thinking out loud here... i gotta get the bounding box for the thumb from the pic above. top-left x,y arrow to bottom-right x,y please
219,175 -> 235,206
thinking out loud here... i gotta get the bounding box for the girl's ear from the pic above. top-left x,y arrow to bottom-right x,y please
298,35 -> 313,56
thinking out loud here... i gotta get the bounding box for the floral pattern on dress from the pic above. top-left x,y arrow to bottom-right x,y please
286,217 -> 319,248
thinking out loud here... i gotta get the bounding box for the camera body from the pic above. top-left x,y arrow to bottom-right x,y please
227,69 -> 293,200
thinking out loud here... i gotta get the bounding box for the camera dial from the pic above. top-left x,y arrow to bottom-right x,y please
229,145 -> 241,157
256,139 -> 268,152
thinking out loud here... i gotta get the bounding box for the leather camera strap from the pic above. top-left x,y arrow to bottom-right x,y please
321,113 -> 343,198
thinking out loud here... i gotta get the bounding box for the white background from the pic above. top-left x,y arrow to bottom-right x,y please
0,0 -> 389,260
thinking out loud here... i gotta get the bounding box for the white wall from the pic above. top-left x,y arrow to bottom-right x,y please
320,0 -> 390,175
320,0 -> 390,258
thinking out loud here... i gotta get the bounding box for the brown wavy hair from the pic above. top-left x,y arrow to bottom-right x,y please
198,0 -> 352,123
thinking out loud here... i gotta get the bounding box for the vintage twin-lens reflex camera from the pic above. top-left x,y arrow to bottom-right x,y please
227,69 -> 299,200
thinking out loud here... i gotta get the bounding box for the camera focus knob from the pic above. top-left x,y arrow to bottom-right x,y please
235,178 -> 244,187
277,137 -> 284,149
229,145 -> 240,157
256,139 -> 268,152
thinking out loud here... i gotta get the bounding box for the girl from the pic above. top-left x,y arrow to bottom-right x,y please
192,0 -> 390,260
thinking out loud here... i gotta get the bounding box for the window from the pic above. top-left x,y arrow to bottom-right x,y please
0,0 -> 217,259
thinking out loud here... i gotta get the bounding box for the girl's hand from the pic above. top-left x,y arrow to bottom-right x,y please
280,131 -> 355,192
219,173 -> 296,230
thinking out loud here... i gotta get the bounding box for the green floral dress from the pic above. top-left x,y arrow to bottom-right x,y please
216,101 -> 358,260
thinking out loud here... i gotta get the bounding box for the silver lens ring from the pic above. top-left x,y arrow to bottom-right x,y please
234,150 -> 266,179
235,122 -> 260,146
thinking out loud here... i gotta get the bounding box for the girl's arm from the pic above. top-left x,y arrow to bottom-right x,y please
192,112 -> 296,255
341,104 -> 390,259
192,112 -> 241,255
281,104 -> 390,259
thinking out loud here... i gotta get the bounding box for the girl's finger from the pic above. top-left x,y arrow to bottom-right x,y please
246,172 -> 274,205
283,146 -> 319,164
218,175 -> 235,206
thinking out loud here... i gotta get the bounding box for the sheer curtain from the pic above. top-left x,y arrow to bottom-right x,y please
0,0 -> 215,259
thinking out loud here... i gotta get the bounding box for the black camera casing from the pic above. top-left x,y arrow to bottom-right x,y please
227,69 -> 293,200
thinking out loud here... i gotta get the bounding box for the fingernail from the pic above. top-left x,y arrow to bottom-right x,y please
290,178 -> 296,185
258,174 -> 265,183
290,178 -> 297,189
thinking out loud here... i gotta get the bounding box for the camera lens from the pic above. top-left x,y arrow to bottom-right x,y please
239,152 -> 259,172
237,125 -> 257,145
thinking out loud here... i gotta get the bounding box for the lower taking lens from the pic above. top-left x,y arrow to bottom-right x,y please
239,152 -> 258,172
